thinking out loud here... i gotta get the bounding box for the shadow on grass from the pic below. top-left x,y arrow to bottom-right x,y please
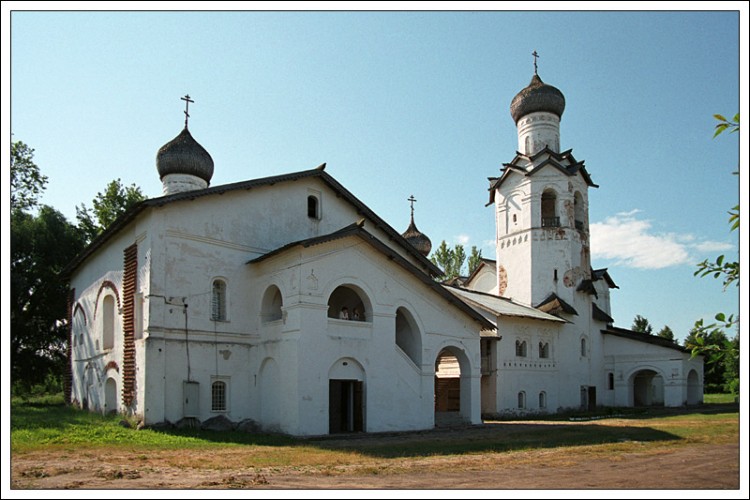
145,421 -> 683,459
11,399 -> 736,459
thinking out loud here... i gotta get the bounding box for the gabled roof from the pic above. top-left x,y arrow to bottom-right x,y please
249,221 -> 495,331
601,326 -> 691,354
592,268 -> 619,289
446,286 -> 565,324
63,165 -> 441,277
487,148 -> 598,205
536,293 -> 578,317
592,303 -> 614,324
463,258 -> 496,286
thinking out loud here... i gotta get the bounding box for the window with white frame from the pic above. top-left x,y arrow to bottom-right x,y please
211,279 -> 227,321
211,379 -> 227,412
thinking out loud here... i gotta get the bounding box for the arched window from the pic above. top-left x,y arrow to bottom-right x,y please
211,380 -> 227,412
515,340 -> 527,357
307,195 -> 320,219
541,189 -> 559,227
580,337 -> 587,357
396,307 -> 421,365
608,372 -> 615,390
327,284 -> 370,321
539,391 -> 547,409
574,191 -> 584,230
539,341 -> 549,359
518,391 -> 526,409
212,279 -> 227,321
261,285 -> 283,322
102,295 -> 115,350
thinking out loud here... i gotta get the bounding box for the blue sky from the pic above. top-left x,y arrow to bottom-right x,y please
4,4 -> 747,345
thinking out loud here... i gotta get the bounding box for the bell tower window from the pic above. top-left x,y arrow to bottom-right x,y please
574,191 -> 584,230
541,189 -> 559,227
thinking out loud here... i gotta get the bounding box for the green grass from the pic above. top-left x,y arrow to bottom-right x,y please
11,394 -> 739,463
703,393 -> 737,404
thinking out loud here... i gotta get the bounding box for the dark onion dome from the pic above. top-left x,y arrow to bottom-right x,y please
156,127 -> 214,184
402,216 -> 432,257
510,74 -> 566,124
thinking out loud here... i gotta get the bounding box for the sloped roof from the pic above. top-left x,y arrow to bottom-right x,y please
249,221 -> 495,331
601,326 -> 691,354
463,258 -> 497,286
63,165 -> 441,277
536,293 -> 578,317
592,268 -> 619,289
592,303 -> 614,324
445,286 -> 565,324
487,148 -> 598,205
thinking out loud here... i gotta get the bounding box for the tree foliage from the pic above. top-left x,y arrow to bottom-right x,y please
11,205 -> 85,390
686,113 -> 740,373
429,241 -> 482,280
76,178 -> 146,243
631,315 -> 653,335
656,325 -> 674,342
11,140 -> 48,212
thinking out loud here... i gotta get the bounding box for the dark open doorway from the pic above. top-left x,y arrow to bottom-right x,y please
329,379 -> 363,433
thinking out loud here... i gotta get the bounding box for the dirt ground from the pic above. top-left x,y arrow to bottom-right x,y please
10,421 -> 741,491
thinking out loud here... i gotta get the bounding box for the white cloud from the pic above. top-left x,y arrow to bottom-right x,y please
455,234 -> 470,245
690,241 -> 735,253
590,211 -> 734,270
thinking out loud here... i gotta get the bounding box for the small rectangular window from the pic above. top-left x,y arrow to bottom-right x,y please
211,380 -> 227,412
608,372 -> 614,390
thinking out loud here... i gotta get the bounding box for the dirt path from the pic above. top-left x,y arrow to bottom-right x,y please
11,442 -> 739,490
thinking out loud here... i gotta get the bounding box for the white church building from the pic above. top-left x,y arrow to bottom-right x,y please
64,70 -> 703,436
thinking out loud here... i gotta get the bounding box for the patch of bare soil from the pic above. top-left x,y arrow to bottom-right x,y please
10,424 -> 740,490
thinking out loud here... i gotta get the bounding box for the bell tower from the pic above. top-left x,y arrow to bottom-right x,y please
489,58 -> 598,310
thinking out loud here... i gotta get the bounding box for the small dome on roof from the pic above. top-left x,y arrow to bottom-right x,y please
156,127 -> 214,184
402,216 -> 432,257
510,73 -> 566,124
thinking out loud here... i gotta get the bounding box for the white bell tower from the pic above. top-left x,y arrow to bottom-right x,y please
489,62 -> 598,311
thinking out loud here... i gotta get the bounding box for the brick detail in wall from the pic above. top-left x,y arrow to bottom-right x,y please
65,288 -> 75,405
122,244 -> 137,408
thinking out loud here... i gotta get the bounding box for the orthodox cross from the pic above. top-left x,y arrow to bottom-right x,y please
181,94 -> 194,128
532,50 -> 539,75
408,195 -> 417,218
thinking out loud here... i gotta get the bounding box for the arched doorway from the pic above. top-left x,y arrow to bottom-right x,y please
631,369 -> 665,407
434,347 -> 471,426
328,358 -> 365,434
687,369 -> 701,405
104,377 -> 118,415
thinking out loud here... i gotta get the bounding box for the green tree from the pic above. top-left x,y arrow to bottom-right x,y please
430,240 -> 454,278
684,325 -> 733,393
429,241 -> 483,280
687,114 -> 740,368
656,326 -> 674,342
631,315 -> 653,335
11,205 -> 85,391
467,246 -> 483,275
76,178 -> 146,243
11,140 -> 48,212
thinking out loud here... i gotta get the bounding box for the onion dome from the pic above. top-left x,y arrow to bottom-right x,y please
156,127 -> 214,184
402,215 -> 432,257
510,74 -> 566,124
